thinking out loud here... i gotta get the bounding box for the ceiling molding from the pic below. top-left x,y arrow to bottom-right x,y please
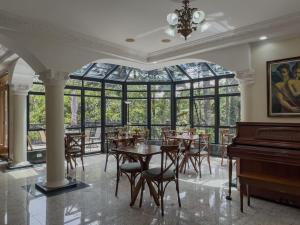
147,11 -> 300,62
1,10 -> 300,65
0,10 -> 147,62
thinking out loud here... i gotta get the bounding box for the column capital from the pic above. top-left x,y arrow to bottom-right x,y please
39,69 -> 69,86
235,69 -> 255,86
11,83 -> 31,95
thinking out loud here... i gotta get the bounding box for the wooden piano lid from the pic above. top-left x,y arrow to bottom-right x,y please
233,122 -> 300,150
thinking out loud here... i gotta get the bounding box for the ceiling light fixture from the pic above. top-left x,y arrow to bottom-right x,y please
259,36 -> 268,41
161,39 -> 171,43
125,38 -> 135,42
167,0 -> 205,40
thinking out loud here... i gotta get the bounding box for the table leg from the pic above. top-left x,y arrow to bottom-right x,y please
130,177 -> 143,206
226,157 -> 232,200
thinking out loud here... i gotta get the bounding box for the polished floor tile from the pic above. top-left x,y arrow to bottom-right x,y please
0,154 -> 299,225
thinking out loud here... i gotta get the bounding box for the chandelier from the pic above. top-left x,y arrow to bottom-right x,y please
167,0 -> 205,40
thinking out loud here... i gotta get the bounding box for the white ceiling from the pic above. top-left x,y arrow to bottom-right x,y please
2,0 -> 300,56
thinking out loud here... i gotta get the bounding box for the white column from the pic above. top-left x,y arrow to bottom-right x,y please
10,84 -> 31,166
39,70 -> 69,188
235,69 -> 255,122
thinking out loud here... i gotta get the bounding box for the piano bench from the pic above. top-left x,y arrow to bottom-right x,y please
239,173 -> 300,212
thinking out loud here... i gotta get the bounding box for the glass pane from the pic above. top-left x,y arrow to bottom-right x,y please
29,95 -> 45,130
106,99 -> 122,125
219,78 -> 240,94
127,69 -> 149,82
194,80 -> 215,88
180,63 -> 214,79
219,86 -> 240,94
105,90 -> 122,97
151,99 -> 171,124
176,83 -> 190,97
64,89 -> 81,95
107,66 -> 131,81
208,63 -> 233,76
71,63 -> 92,76
128,99 -> 147,125
84,80 -> 101,88
194,80 -> 215,96
147,69 -> 171,82
85,96 -> 101,127
106,83 -> 122,90
167,66 -> 190,81
220,96 -> 240,126
193,98 -> 215,126
176,99 -> 190,126
127,85 -> 147,91
66,79 -> 82,87
86,63 -> 116,78
151,85 -> 171,91
151,91 -> 170,98
127,91 -> 147,98
85,90 -> 101,96
105,84 -> 122,97
219,77 -> 239,86
64,95 -> 81,129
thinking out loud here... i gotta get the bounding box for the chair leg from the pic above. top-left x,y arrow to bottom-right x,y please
207,156 -> 212,175
104,152 -> 109,172
81,156 -> 84,171
139,178 -> 145,208
221,148 -> 224,166
175,179 -> 181,207
160,182 -> 164,216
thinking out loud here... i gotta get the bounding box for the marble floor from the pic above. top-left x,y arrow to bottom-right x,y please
0,154 -> 299,225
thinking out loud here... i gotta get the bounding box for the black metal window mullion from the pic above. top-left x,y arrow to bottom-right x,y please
122,84 -> 127,126
147,84 -> 151,139
100,82 -> 106,152
171,83 -> 176,130
190,82 -> 194,128
215,78 -> 220,143
81,80 -> 85,134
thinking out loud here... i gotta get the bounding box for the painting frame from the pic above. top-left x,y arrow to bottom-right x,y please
267,56 -> 300,117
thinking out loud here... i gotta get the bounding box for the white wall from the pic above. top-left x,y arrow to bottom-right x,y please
249,37 -> 300,122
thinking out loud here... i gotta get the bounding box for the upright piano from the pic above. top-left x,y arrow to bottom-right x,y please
227,122 -> 300,211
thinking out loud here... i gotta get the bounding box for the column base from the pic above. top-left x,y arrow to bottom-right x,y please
7,161 -> 33,170
35,178 -> 78,194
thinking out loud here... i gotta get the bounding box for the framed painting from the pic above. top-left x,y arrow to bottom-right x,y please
267,57 -> 300,117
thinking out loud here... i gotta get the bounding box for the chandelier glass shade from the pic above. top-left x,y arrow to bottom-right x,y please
167,0 -> 205,40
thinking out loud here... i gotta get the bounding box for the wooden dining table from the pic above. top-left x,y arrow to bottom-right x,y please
111,144 -> 161,206
168,134 -> 199,173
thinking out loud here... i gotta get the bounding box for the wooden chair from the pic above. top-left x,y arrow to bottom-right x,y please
139,144 -> 181,216
65,133 -> 85,173
104,131 -> 119,172
188,128 -> 196,135
189,134 -> 212,178
220,129 -> 234,166
115,154 -> 142,199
